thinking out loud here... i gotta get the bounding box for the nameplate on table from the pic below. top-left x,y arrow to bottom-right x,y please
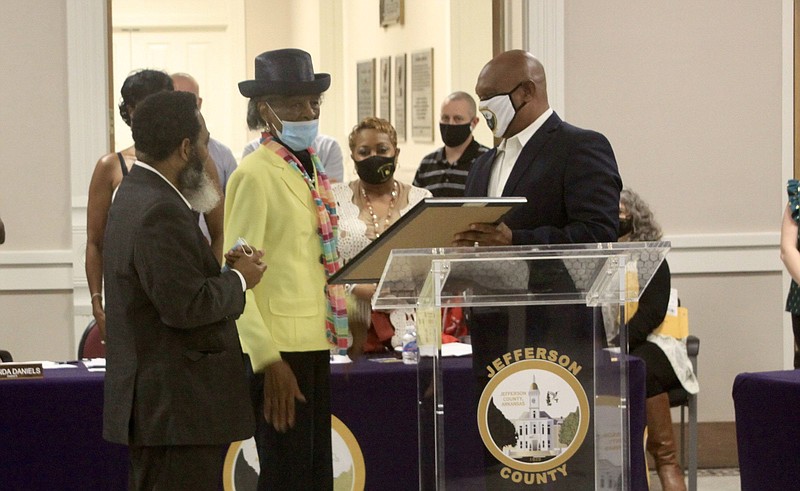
0,363 -> 44,380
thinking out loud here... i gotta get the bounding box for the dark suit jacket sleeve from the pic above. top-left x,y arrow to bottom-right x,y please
133,200 -> 244,329
463,150 -> 493,197
513,131 -> 621,245
628,260 -> 670,350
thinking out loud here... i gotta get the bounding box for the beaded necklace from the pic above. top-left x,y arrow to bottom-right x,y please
360,180 -> 398,238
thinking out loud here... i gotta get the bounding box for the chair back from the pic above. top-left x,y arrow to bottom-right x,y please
0,350 -> 12,362
646,293 -> 699,405
78,320 -> 106,359
666,336 -> 698,402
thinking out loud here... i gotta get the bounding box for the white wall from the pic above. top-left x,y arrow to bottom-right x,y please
560,0 -> 788,422
0,0 -> 77,361
111,0 -> 247,155
336,0 -> 493,183
244,0 -> 493,184
498,0 -> 789,422
564,1 -> 784,234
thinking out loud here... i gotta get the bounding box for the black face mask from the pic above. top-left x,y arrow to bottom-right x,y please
356,155 -> 396,184
619,217 -> 634,237
439,123 -> 472,147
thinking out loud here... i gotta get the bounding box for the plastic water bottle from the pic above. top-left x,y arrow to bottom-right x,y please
402,324 -> 418,365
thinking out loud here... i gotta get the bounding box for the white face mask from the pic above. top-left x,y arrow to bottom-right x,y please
478,82 -> 527,138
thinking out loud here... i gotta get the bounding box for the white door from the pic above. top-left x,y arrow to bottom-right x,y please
112,27 -> 241,156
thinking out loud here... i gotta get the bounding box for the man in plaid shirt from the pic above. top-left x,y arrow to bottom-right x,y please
413,91 -> 490,197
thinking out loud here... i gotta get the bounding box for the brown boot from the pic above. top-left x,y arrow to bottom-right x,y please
646,392 -> 687,491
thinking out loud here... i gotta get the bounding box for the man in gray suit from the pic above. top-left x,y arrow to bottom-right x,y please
102,90 -> 266,490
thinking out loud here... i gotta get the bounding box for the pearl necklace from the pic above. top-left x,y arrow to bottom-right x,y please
360,180 -> 398,238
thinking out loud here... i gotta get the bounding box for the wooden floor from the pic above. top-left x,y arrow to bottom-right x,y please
648,468 -> 740,491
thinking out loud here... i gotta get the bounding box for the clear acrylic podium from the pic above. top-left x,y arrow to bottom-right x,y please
371,242 -> 669,490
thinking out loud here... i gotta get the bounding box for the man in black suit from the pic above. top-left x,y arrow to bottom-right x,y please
455,49 -> 621,246
453,50 -> 623,489
102,91 -> 267,490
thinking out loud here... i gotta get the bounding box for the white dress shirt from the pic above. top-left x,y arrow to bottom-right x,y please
487,107 -> 554,197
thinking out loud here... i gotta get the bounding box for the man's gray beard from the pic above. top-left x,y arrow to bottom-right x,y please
179,167 -> 221,214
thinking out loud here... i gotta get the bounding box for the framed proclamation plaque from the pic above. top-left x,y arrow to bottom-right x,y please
329,196 -> 526,284
356,59 -> 376,123
394,53 -> 407,141
411,48 -> 433,142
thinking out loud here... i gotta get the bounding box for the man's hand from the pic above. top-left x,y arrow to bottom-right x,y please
452,222 -> 513,247
263,360 -> 306,432
228,248 -> 267,289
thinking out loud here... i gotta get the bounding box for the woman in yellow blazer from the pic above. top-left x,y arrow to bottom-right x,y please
224,49 -> 347,491
226,139 -> 331,371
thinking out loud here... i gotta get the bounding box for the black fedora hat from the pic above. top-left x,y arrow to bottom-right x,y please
239,48 -> 330,98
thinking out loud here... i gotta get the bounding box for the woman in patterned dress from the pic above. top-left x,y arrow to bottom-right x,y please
332,117 -> 431,354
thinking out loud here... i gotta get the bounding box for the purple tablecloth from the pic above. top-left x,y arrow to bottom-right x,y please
329,356 -> 487,490
0,366 -> 128,490
0,356 -> 646,490
332,355 -> 647,490
733,370 -> 800,491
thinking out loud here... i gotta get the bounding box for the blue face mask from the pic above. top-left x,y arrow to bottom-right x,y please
264,101 -> 320,151
275,118 -> 319,151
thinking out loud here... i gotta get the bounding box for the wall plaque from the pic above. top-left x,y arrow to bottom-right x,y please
380,0 -> 404,27
394,53 -> 407,141
356,59 -> 376,123
379,56 -> 391,121
411,48 -> 434,142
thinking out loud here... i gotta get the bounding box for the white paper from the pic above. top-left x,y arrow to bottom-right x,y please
440,342 -> 473,357
330,354 -> 353,364
82,358 -> 106,369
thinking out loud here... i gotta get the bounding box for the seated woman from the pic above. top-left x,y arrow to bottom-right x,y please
618,188 -> 697,491
332,117 -> 431,354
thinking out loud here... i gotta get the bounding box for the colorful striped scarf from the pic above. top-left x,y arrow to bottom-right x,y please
261,132 -> 350,354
